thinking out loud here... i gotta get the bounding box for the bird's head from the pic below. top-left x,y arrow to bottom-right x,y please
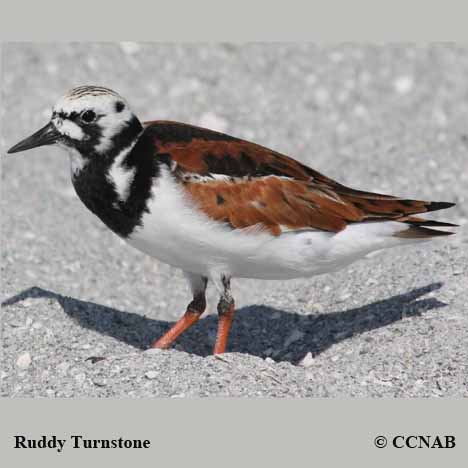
7,86 -> 143,163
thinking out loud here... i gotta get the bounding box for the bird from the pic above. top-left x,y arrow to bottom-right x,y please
7,85 -> 457,354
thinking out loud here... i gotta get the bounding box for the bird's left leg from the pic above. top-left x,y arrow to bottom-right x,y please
212,275 -> 235,354
151,272 -> 207,349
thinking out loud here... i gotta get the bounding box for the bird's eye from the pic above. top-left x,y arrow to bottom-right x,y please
80,110 -> 97,123
115,101 -> 125,113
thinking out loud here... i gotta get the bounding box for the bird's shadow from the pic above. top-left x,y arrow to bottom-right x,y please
2,283 -> 447,364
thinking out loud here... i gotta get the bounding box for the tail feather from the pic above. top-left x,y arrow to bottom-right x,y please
395,225 -> 455,239
423,201 -> 456,212
398,216 -> 459,228
395,212 -> 458,239
327,180 -> 457,239
340,191 -> 456,221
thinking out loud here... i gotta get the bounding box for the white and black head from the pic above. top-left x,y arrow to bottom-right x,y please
8,86 -> 143,167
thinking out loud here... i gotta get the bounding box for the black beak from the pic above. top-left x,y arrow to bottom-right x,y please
7,121 -> 61,154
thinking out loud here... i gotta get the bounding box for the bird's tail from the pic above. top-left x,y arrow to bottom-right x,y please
335,188 -> 458,239
394,216 -> 458,239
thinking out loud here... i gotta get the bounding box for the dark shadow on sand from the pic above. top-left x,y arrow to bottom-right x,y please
2,283 -> 446,364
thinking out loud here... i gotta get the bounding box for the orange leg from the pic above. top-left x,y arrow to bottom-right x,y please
212,275 -> 235,354
213,302 -> 235,354
151,310 -> 202,349
151,288 -> 206,349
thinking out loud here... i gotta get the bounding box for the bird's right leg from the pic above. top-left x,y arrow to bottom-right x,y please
151,272 -> 207,349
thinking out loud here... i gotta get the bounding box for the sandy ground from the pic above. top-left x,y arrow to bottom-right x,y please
1,43 -> 467,397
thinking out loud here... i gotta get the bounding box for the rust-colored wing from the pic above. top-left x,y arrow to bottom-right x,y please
144,120 -> 334,182
181,176 -> 455,236
144,120 -> 455,235
182,177 -> 358,235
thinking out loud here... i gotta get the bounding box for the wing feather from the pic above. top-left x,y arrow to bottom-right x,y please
143,121 -> 455,235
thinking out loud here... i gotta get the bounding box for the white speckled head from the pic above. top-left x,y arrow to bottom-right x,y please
8,86 -> 144,178
51,86 -> 137,154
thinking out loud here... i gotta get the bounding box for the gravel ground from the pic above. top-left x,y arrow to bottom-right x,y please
1,43 -> 467,397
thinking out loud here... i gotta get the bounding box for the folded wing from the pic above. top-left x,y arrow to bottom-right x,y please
145,120 -> 456,236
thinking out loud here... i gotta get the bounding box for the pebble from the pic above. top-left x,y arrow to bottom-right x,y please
393,75 -> 414,94
145,371 -> 159,380
16,352 -> 32,369
93,378 -> 107,387
298,352 -> 315,368
337,293 -> 351,303
376,379 -> 394,387
21,298 -> 37,308
8,319 -> 24,328
308,302 -> 324,313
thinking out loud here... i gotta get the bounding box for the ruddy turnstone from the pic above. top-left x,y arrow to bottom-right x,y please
7,85 -> 457,354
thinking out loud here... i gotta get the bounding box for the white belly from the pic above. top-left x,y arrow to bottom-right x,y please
127,168 -> 418,280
